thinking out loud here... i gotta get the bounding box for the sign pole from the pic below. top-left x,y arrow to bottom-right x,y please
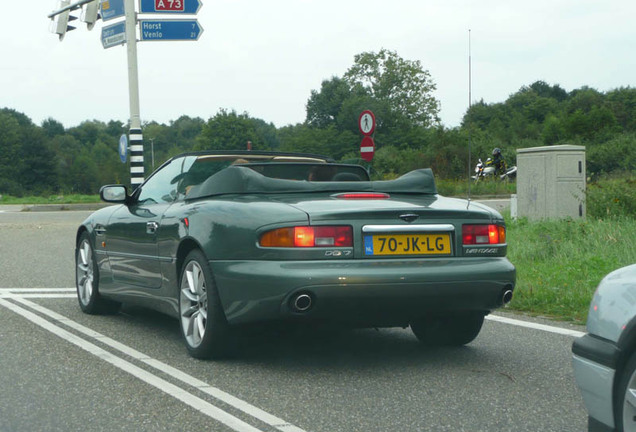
124,0 -> 144,188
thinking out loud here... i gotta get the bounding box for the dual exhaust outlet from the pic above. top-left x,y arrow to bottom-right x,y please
291,288 -> 513,313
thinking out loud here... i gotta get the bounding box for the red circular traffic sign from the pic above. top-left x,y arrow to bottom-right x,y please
358,110 -> 376,136
360,136 -> 375,162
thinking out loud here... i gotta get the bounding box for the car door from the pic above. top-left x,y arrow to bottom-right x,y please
105,157 -> 186,289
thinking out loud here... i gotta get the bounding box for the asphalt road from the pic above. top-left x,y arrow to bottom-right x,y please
0,209 -> 589,432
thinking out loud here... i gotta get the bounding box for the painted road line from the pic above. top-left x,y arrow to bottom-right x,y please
0,288 -> 75,299
12,297 -> 307,432
1,287 -> 586,340
0,288 -> 75,292
0,294 -> 76,298
487,314 -> 585,338
0,298 -> 265,432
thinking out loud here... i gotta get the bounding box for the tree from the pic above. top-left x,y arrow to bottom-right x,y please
195,109 -> 274,151
19,128 -> 58,194
528,81 -> 568,102
41,118 -> 65,138
343,49 -> 440,128
606,87 -> 636,132
0,110 -> 24,195
278,124 -> 357,159
305,77 -> 359,129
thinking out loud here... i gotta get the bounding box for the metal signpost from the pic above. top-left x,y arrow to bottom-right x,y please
47,0 -> 203,188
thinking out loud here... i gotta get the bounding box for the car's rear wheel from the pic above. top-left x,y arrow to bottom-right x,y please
76,232 -> 120,314
179,250 -> 232,359
410,312 -> 485,346
617,351 -> 636,432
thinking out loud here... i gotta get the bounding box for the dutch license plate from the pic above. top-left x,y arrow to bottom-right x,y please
364,233 -> 452,256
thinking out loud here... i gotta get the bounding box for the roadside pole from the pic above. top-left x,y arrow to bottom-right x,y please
124,0 -> 144,187
48,0 -> 203,188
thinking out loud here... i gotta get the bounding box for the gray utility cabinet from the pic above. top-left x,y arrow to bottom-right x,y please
516,145 -> 586,220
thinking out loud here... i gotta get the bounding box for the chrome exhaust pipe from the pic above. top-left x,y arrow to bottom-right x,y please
502,290 -> 513,305
292,293 -> 313,312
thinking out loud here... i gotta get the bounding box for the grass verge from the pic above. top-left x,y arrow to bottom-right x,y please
0,194 -> 100,205
505,215 -> 636,324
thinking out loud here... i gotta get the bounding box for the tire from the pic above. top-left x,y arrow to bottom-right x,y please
178,249 -> 232,359
616,351 -> 636,432
410,312 -> 485,346
75,232 -> 120,314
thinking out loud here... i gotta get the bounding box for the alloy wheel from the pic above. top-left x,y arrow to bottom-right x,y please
76,239 -> 94,306
180,260 -> 209,348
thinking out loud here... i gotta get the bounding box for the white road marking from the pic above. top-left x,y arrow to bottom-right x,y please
0,288 -> 76,299
1,288 -> 588,340
0,288 -> 75,292
0,298 -> 266,432
0,290 -> 586,429
486,314 -> 585,338
3,294 -> 307,432
0,294 -> 77,298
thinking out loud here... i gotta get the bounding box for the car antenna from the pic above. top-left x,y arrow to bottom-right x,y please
467,29 -> 473,210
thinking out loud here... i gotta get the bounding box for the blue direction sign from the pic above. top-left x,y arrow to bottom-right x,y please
101,21 -> 126,49
139,0 -> 202,14
119,134 -> 128,163
139,20 -> 203,41
100,0 -> 125,22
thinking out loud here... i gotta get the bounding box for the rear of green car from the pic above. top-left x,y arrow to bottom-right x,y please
186,173 -> 516,345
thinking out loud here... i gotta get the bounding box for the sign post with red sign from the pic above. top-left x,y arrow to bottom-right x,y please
358,110 -> 376,162
360,136 -> 375,162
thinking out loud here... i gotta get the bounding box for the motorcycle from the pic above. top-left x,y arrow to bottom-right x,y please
473,158 -> 517,181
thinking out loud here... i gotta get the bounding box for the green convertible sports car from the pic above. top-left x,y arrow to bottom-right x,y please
75,150 -> 516,358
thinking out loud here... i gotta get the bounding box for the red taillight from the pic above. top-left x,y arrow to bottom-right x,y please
462,224 -> 506,245
260,226 -> 353,248
334,193 -> 390,200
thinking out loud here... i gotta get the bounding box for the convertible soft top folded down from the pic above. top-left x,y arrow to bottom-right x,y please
187,165 -> 438,198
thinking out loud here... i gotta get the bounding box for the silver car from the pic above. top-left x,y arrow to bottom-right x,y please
572,264 -> 636,432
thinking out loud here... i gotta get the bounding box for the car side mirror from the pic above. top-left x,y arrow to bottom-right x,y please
100,185 -> 128,203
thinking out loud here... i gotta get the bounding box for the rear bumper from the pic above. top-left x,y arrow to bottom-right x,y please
572,335 -> 621,431
211,257 -> 516,326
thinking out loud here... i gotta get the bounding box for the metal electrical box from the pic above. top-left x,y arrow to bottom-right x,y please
516,145 -> 586,220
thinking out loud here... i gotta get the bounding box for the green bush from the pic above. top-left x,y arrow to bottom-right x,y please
587,176 -> 636,219
587,134 -> 636,176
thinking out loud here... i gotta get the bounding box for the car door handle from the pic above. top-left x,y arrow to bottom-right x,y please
95,225 -> 107,236
146,222 -> 159,234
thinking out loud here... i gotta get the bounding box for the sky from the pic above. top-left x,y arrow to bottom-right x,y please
2,1 -> 636,130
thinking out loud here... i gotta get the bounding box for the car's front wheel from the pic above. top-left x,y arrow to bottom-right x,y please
410,312 -> 485,346
76,232 -> 120,314
617,351 -> 636,432
179,250 -> 232,359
